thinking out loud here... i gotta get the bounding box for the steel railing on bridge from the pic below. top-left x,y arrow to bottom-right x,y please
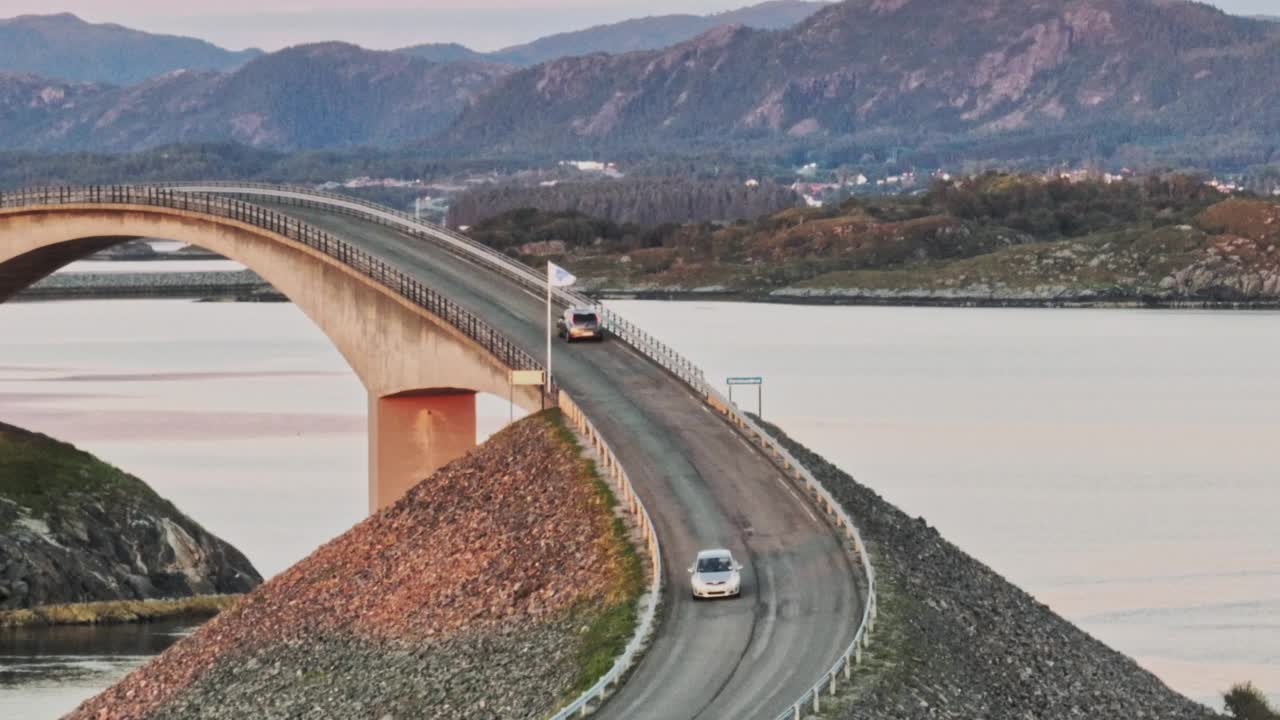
0,185 -> 541,376
158,181 -> 711,388
152,182 -> 879,720
0,184 -> 667,718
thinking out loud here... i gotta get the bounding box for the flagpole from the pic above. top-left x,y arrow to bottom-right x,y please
546,262 -> 553,398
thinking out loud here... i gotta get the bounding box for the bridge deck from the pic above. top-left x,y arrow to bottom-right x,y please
266,203 -> 863,720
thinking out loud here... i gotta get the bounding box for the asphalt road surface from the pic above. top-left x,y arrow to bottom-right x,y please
245,198 -> 864,720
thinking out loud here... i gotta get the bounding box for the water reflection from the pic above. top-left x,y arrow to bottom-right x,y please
0,621 -> 196,718
608,301 -> 1280,708
0,299 -> 1276,713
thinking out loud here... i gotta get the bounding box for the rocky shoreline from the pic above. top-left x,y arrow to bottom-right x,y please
0,422 -> 261,610
29,275 -> 1280,310
755,418 -> 1219,720
85,241 -> 225,262
15,270 -> 278,302
591,288 -> 1280,310
0,595 -> 240,628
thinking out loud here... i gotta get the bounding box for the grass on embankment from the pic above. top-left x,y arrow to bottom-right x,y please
0,595 -> 242,629
547,409 -> 647,703
1225,683 -> 1280,719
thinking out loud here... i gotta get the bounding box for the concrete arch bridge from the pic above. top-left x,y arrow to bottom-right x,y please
0,185 -> 874,720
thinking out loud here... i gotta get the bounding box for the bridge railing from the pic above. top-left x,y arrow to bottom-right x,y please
728,396 -> 878,720
593,331 -> 878,720
0,186 -> 543,377
584,320 -> 879,720
158,182 -> 711,389
152,183 -> 877,720
1,184 -> 663,719
153,183 -> 878,716
155,181 -> 573,302
554,392 -> 662,719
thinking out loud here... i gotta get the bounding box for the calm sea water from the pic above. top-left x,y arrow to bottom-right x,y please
0,621 -> 196,720
0,299 -> 1276,715
609,300 -> 1280,710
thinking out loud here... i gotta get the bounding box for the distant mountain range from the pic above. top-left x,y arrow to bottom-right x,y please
0,1 -> 825,152
445,0 -> 1280,157
397,43 -> 491,65
399,1 -> 831,66
0,3 -> 828,87
0,0 -> 1276,168
0,13 -> 261,85
0,44 -> 509,151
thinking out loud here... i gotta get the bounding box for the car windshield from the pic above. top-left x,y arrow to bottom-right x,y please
697,557 -> 733,573
572,313 -> 598,325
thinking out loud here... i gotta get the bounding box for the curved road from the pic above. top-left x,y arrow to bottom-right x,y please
227,197 -> 863,720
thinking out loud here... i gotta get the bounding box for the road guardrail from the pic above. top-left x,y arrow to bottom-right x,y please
0,185 -> 540,374
0,184 -> 663,719
153,182 -> 878,719
553,392 -> 662,719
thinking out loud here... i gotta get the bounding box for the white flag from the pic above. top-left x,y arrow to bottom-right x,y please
548,262 -> 577,288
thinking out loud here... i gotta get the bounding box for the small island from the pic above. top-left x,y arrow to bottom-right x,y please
0,421 -> 261,625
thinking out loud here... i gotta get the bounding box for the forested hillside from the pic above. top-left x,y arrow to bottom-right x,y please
447,178 -> 799,227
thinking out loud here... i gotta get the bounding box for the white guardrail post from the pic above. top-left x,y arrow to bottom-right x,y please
551,392 -> 662,720
148,183 -> 876,720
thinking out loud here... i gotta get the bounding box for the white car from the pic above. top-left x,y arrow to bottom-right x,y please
557,307 -> 605,343
688,549 -> 743,599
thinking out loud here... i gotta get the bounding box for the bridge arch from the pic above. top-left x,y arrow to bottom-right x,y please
0,200 -> 544,511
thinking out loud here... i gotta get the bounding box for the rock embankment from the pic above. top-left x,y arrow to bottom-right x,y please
69,410 -> 638,720
756,419 -> 1217,720
0,422 -> 261,609
17,270 -> 273,301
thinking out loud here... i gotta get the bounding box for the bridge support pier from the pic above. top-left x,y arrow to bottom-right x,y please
368,389 -> 477,512
0,204 -> 548,517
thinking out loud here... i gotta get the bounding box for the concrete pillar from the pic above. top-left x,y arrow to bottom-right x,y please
368,389 -> 477,512
0,207 -> 554,518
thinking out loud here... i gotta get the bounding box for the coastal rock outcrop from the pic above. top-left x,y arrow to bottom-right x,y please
0,422 -> 261,609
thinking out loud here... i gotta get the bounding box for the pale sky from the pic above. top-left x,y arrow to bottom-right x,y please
0,0 -> 1272,52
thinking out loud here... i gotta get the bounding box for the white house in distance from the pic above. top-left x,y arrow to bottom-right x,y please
559,161 -> 623,177
562,160 -> 607,171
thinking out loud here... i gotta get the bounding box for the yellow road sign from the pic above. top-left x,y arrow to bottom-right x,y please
511,370 -> 546,386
